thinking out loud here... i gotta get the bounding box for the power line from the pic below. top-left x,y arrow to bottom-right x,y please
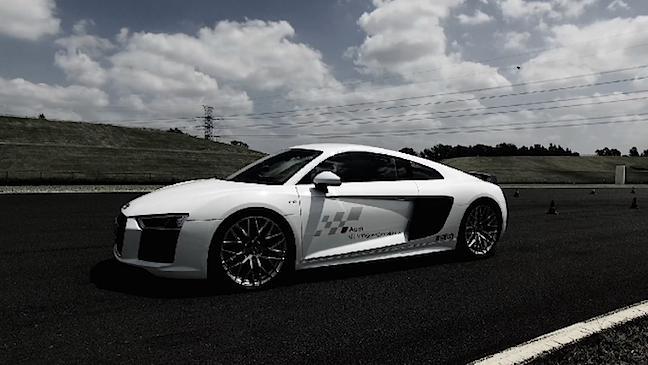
98,70 -> 644,127
88,116 -> 197,123
218,112 -> 648,138
100,91 -> 648,134
217,74 -> 648,127
19,64 -> 648,128
217,64 -> 648,119
231,89 -> 648,130
218,114 -> 648,139
87,69 -> 648,128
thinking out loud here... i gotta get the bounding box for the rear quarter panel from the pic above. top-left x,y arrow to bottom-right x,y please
414,172 -> 508,241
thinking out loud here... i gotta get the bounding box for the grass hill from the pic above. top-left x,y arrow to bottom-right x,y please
0,116 -> 264,184
4,116 -> 648,185
443,156 -> 648,184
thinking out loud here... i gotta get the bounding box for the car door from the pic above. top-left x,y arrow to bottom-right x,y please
295,152 -> 418,262
393,156 -> 456,244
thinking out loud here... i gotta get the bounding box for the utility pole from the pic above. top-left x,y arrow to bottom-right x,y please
202,105 -> 214,140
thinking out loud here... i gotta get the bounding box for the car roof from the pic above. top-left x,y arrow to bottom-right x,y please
289,143 -> 472,181
291,143 -> 400,155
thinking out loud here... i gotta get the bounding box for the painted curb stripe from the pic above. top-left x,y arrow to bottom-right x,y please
471,300 -> 648,365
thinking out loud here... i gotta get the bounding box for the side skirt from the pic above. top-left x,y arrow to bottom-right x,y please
297,239 -> 455,270
302,234 -> 454,264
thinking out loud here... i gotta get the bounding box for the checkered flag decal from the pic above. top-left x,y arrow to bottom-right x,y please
314,207 -> 363,236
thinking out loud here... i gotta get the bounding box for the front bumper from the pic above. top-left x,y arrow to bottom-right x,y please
113,216 -> 221,279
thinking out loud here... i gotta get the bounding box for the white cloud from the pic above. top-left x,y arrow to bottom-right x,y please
457,10 -> 494,25
551,0 -> 598,18
103,20 -> 342,116
117,20 -> 339,92
27,19 -> 344,121
607,0 -> 629,11
351,0 -> 509,90
498,0 -> 597,21
519,16 -> 648,82
499,0 -> 554,19
501,31 -> 531,49
54,52 -> 109,87
72,19 -> 94,34
0,0 -> 60,41
54,21 -> 114,87
0,77 -> 108,120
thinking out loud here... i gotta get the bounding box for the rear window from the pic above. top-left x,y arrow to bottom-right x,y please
395,157 -> 443,180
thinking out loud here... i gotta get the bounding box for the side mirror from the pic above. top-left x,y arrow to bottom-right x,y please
313,171 -> 341,192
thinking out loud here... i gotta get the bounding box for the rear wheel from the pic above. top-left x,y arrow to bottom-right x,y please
457,201 -> 502,258
209,212 -> 293,290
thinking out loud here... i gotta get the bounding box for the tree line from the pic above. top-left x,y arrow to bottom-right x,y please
399,143 -> 579,161
595,146 -> 648,157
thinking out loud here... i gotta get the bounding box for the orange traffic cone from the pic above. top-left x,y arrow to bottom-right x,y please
589,189 -> 596,195
547,200 -> 558,215
513,189 -> 520,198
631,197 -> 639,209
631,186 -> 636,194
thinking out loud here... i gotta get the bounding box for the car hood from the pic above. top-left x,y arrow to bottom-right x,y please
121,178 -> 261,217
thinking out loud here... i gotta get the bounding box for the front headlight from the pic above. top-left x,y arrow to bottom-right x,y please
136,214 -> 188,230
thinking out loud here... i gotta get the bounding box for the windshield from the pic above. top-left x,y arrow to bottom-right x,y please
227,148 -> 322,185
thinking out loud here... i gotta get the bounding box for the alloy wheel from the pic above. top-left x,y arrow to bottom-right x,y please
464,204 -> 500,256
220,216 -> 288,288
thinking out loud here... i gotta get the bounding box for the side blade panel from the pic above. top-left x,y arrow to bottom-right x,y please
407,197 -> 454,240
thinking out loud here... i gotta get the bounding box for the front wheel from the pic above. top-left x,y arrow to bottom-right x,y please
209,213 -> 293,290
456,201 -> 502,258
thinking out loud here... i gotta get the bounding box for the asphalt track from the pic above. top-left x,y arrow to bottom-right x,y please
1,189 -> 647,364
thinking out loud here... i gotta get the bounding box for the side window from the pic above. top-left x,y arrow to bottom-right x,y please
395,157 -> 443,180
298,152 -> 397,184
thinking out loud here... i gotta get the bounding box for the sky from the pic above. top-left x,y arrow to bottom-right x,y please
1,0 -> 648,154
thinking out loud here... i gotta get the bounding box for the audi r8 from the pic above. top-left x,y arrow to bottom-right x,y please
114,143 -> 508,289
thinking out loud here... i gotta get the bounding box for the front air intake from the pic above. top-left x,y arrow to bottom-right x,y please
114,213 -> 127,255
137,228 -> 181,263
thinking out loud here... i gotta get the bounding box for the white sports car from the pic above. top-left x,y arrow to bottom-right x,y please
114,143 -> 507,289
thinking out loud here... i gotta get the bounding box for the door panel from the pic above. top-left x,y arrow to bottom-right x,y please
296,181 -> 418,261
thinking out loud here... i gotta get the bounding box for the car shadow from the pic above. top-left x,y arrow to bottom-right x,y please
90,259 -> 227,298
91,250 -> 463,298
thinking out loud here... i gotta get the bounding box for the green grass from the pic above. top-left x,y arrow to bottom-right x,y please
443,156 -> 648,184
533,315 -> 648,364
0,116 -> 264,184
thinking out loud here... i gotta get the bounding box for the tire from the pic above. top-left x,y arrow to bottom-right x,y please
208,210 -> 294,290
456,200 -> 502,258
